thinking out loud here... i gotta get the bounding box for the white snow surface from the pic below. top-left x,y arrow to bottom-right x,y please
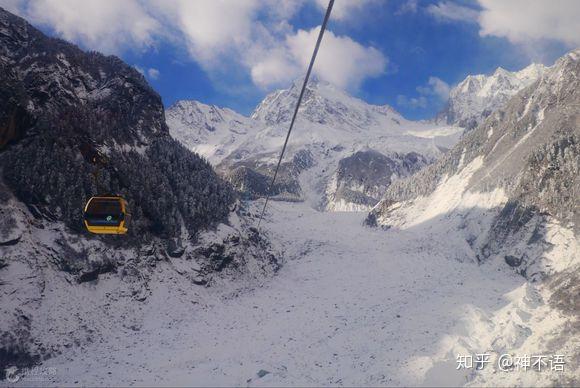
375,157 -> 508,232
166,100 -> 261,165
168,80 -> 463,167
21,201 -> 578,387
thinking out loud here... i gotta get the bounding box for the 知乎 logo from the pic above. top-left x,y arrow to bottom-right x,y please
5,366 -> 20,383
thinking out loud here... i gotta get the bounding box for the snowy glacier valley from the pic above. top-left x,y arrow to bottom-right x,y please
29,200 -> 576,387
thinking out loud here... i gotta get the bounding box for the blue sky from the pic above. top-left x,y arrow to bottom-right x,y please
3,0 -> 578,120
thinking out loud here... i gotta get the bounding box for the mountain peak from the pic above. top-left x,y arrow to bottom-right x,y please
493,66 -> 509,75
557,47 -> 580,67
251,79 -> 402,127
567,47 -> 580,60
438,61 -> 550,128
167,98 -> 252,129
170,99 -> 228,115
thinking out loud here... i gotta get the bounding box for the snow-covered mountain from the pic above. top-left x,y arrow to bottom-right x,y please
367,49 -> 580,382
166,100 -> 262,165
170,63 -> 558,212
3,5 -> 578,386
0,6 -> 237,240
168,78 -> 463,211
251,77 -> 403,129
367,50 -> 580,379
369,49 -> 579,276
437,63 -> 548,129
0,7 -> 277,377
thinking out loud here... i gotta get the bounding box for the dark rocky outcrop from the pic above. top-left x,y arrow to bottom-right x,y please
0,7 -> 233,241
329,150 -> 429,209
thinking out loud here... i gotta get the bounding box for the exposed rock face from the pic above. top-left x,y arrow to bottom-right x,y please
326,150 -> 429,211
436,64 -> 547,129
368,48 -> 580,280
225,149 -> 314,201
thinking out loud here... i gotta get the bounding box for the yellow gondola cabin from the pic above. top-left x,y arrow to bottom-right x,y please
83,196 -> 129,234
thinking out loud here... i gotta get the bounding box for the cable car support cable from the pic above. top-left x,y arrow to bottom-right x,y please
256,0 -> 334,230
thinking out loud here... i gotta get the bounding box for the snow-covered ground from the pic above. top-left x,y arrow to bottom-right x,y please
19,201 -> 576,387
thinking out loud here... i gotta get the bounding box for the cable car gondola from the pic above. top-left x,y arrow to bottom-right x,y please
83,196 -> 129,234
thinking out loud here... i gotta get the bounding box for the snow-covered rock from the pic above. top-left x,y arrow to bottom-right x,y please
368,47 -> 580,296
326,150 -> 430,211
252,77 -> 404,130
0,7 -> 278,375
437,63 -> 548,129
166,100 -> 263,165
168,78 -> 464,211
365,50 -> 580,384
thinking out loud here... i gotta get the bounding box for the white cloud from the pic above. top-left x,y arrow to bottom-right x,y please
426,1 -> 479,23
281,26 -> 387,89
396,95 -> 427,109
395,0 -> 418,16
134,65 -> 145,76
0,0 -> 25,14
416,76 -> 450,100
156,1 -> 387,89
153,0 -> 261,65
148,68 -> 160,80
6,0 -> 160,54
134,65 -> 160,80
429,77 -> 451,100
263,0 -> 306,20
478,0 -> 580,47
1,0 -> 388,91
426,0 -> 580,50
314,0 -> 377,21
249,27 -> 387,89
250,48 -> 300,88
397,76 -> 450,110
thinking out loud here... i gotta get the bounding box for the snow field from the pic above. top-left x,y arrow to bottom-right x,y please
32,201 -> 576,386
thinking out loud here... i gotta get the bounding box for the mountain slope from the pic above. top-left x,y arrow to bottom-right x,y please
0,7 -> 233,239
0,7 -> 278,377
437,64 -> 547,129
166,100 -> 262,165
168,78 -> 463,211
367,49 -> 580,383
368,54 -> 577,238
